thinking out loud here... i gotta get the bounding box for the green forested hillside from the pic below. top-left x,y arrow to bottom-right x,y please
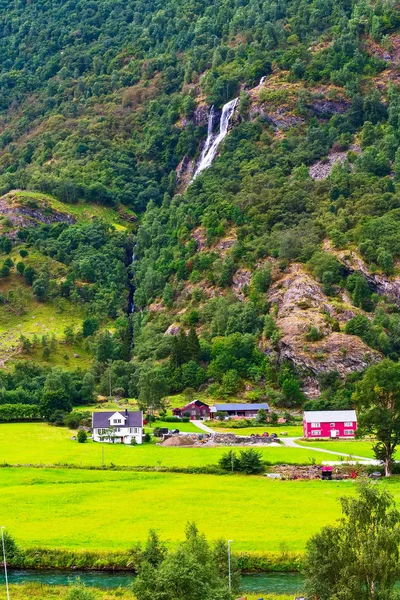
1,0 -> 400,419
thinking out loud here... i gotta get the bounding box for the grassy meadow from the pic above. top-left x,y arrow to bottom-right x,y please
0,423 -> 362,468
298,440 -> 376,458
0,467 -> 359,552
0,584 -> 289,600
209,425 -> 304,437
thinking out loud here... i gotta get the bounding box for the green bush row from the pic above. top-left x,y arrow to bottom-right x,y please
0,403 -> 42,422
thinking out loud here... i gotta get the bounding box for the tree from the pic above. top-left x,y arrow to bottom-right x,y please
256,408 -> 267,424
252,267 -> 272,293
304,483 -> 400,600
141,530 -> 167,568
40,368 -> 73,418
77,430 -> 87,443
137,365 -> 170,414
187,327 -> 201,361
354,359 -> 400,476
23,266 -> 36,285
133,523 -> 233,600
82,318 -> 99,338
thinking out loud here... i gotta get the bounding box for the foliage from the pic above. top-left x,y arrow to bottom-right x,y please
354,359 -> 400,476
304,483 -> 400,600
77,430 -> 87,444
133,523 -> 234,600
219,449 -> 265,474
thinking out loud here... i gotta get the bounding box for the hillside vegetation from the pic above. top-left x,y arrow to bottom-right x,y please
1,0 -> 400,415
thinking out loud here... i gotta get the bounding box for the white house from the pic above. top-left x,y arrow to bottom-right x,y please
92,409 -> 143,444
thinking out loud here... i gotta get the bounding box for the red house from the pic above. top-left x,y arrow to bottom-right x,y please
172,400 -> 210,420
303,410 -> 357,439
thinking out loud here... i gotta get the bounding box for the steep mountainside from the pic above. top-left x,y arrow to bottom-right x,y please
1,0 -> 400,415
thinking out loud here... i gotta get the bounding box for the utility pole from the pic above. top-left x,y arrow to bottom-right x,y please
228,539 -> 233,593
2,527 -> 10,600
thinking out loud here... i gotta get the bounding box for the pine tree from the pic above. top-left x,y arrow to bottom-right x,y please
187,327 -> 201,362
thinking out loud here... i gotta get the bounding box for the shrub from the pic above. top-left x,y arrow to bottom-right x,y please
219,449 -> 265,474
238,449 -> 265,474
65,581 -> 96,600
77,430 -> 87,443
143,433 -> 151,443
48,410 -> 68,426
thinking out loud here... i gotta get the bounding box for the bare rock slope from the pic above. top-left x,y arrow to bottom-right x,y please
267,264 -> 381,396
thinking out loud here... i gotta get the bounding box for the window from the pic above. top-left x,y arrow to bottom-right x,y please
113,419 -> 122,424
344,422 -> 353,427
344,430 -> 354,435
312,430 -> 321,436
330,423 -> 335,428
98,429 -> 106,434
130,428 -> 138,433
115,427 -> 121,432
311,422 -> 320,428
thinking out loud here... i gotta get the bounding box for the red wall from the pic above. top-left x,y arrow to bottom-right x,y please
303,420 -> 357,438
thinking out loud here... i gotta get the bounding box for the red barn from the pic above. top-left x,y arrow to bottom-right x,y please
303,410 -> 357,439
172,400 -> 210,420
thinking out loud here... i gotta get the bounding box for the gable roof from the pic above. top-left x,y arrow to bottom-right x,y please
178,400 -> 210,412
303,410 -> 357,423
92,410 -> 143,428
210,403 -> 269,412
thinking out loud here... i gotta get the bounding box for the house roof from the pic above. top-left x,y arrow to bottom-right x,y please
303,410 -> 357,423
177,400 -> 209,412
92,410 -> 143,428
210,403 -> 269,412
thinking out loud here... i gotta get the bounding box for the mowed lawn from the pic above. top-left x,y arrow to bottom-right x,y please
0,467 -> 362,552
0,423 -> 344,467
210,425 -> 304,437
297,440 -> 376,458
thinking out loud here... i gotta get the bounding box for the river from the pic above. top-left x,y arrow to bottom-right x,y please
0,570 -> 305,594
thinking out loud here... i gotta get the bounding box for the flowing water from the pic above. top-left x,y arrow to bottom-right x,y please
0,569 -> 305,594
259,75 -> 267,85
192,97 -> 238,180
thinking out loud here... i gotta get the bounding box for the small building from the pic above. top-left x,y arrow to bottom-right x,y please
92,409 -> 143,444
303,410 -> 357,439
172,400 -> 210,420
210,403 -> 269,419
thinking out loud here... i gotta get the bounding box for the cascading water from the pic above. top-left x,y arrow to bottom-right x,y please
259,75 -> 266,85
192,97 -> 238,180
128,251 -> 135,314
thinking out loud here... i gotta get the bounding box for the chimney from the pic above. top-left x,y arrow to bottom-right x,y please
125,408 -> 128,416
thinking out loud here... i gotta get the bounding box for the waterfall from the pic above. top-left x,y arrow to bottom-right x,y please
192,97 -> 238,180
259,76 -> 266,85
129,251 -> 135,314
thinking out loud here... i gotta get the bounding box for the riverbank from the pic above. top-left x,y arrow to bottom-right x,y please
6,546 -> 303,573
0,584 -> 293,600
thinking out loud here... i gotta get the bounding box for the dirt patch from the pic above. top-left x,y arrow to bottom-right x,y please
162,435 -> 195,447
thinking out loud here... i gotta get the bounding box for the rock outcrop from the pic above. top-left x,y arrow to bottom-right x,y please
324,240 -> 400,308
0,191 -> 75,234
267,264 -> 381,396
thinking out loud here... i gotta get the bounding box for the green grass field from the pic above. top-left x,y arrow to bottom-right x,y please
0,584 -> 289,600
298,440 -> 375,458
210,425 -> 304,437
0,423 -> 347,467
0,467 -> 361,552
144,419 -> 203,433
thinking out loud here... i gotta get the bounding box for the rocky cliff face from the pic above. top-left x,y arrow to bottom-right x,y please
267,263 -> 381,397
324,240 -> 400,308
0,191 -> 75,235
